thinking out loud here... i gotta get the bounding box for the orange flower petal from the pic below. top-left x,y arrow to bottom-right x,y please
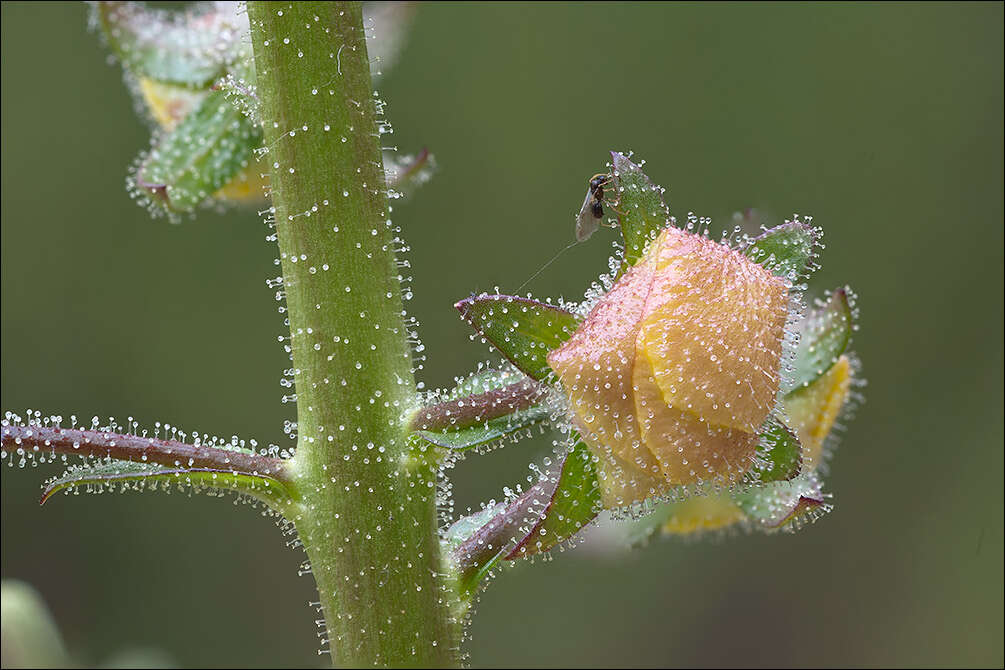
548,254 -> 662,479
634,352 -> 759,486
638,227 -> 789,433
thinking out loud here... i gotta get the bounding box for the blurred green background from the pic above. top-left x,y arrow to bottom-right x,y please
2,2 -> 1002,667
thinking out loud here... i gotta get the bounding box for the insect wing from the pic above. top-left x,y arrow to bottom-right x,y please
575,187 -> 600,242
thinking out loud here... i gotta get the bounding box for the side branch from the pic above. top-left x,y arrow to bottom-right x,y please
1,424 -> 288,481
410,380 -> 548,432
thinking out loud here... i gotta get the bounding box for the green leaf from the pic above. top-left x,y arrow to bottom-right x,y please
444,501 -> 507,552
41,461 -> 294,508
450,439 -> 602,595
94,1 -> 240,87
785,288 -> 855,395
753,415 -> 803,483
134,88 -> 261,214
610,152 -> 671,272
742,221 -> 821,282
506,440 -> 603,559
455,295 -> 581,381
415,404 -> 550,450
617,502 -> 675,547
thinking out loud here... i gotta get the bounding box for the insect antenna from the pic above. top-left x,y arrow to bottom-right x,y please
514,241 -> 579,294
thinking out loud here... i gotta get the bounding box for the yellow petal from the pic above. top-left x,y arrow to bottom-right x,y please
137,78 -> 206,131
633,352 -> 758,486
214,165 -> 268,203
660,494 -> 746,535
784,355 -> 852,470
548,253 -> 664,498
638,227 -> 789,433
138,78 -> 265,204
589,445 -> 669,508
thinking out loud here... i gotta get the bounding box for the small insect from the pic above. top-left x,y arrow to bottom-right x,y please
519,173 -> 617,293
575,173 -> 613,242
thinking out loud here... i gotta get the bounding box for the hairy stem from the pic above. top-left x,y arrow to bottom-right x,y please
247,2 -> 460,666
0,423 -> 286,479
410,380 -> 547,431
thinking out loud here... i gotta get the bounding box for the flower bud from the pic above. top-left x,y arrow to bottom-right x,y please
137,77 -> 267,206
547,226 -> 790,507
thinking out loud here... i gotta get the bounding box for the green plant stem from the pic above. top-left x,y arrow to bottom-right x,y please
248,2 -> 459,666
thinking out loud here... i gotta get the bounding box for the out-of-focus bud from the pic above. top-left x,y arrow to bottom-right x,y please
0,580 -> 69,668
547,225 -> 790,507
135,78 -> 267,207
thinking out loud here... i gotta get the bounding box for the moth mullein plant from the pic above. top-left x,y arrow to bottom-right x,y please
1,2 -> 861,666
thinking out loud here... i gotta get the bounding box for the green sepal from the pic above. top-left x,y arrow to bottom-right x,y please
785,288 -> 855,395
506,440 -> 603,559
41,460 -> 295,509
450,438 -> 602,596
752,415 -> 803,483
610,152 -> 672,273
455,295 -> 581,382
617,502 -> 674,548
93,1 -> 238,87
742,221 -> 821,283
135,88 -> 261,214
443,502 -> 508,599
444,501 -> 507,552
732,474 -> 831,530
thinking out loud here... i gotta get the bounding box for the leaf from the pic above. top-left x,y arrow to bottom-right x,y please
450,439 -> 602,596
617,504 -> 673,547
415,404 -> 550,450
610,152 -> 671,272
732,473 -> 831,531
506,441 -> 603,559
134,88 -> 262,214
455,295 -> 581,381
451,490 -> 549,597
785,288 -> 855,395
443,501 -> 507,552
41,461 -> 294,508
753,415 -> 803,483
94,1 -> 241,87
742,221 -> 821,283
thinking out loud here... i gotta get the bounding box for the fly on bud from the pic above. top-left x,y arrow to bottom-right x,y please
548,224 -> 791,506
575,173 -> 614,242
